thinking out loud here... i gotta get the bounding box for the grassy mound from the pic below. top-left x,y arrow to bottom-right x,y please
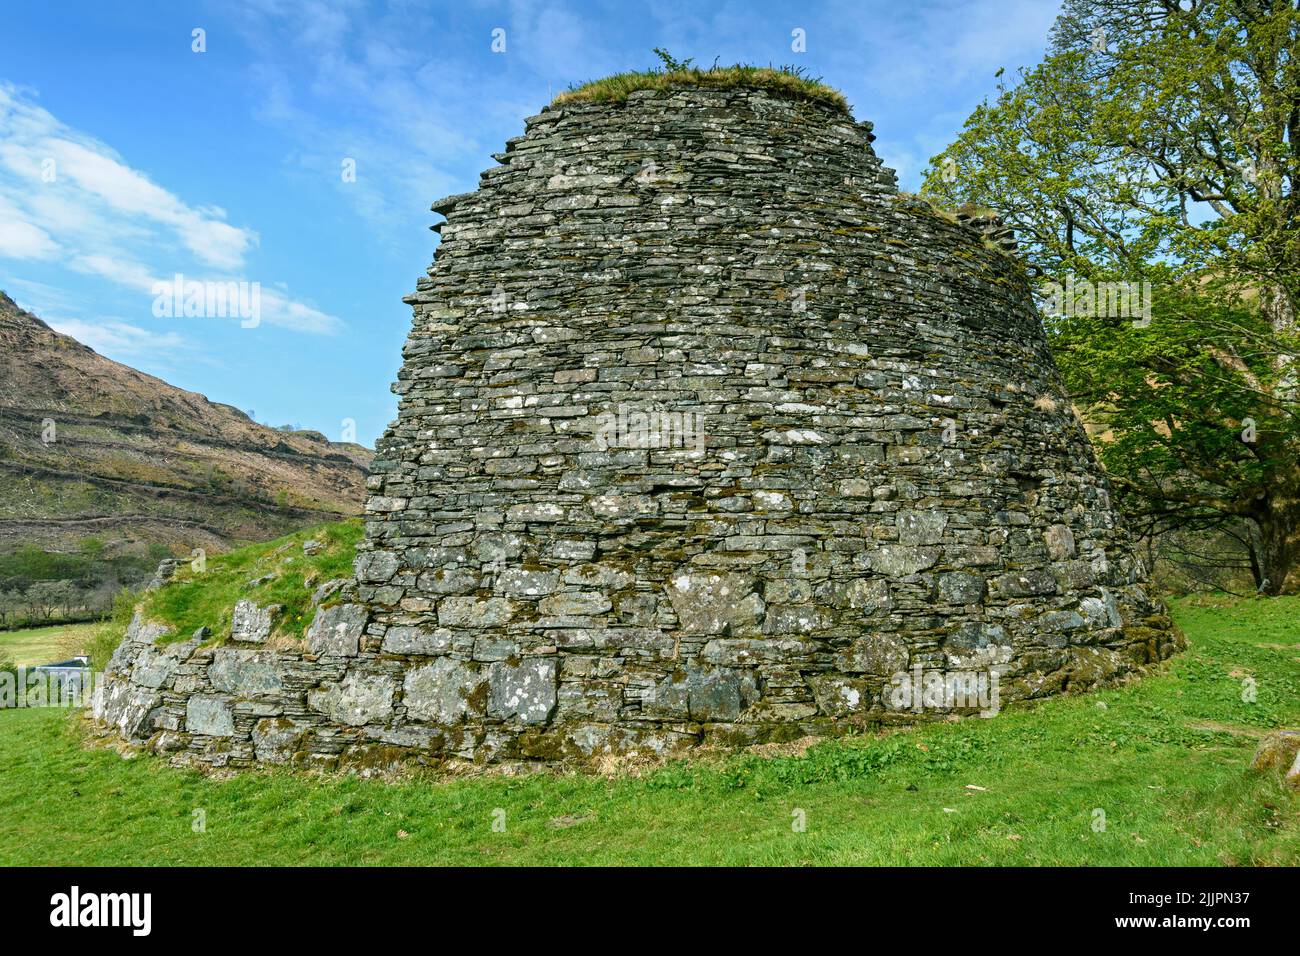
554,51 -> 848,114
135,519 -> 362,648
1,595 -> 1296,864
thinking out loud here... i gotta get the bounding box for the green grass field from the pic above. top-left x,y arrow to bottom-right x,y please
0,622 -> 101,668
0,596 -> 1296,866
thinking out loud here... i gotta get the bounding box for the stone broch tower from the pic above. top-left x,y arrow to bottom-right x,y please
96,84 -> 1180,769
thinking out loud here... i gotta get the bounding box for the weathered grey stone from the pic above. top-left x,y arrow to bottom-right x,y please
95,681 -> 160,739
130,646 -> 177,689
1079,588 -> 1123,628
186,695 -> 234,737
664,572 -> 764,634
807,675 -> 875,716
471,636 -> 518,661
404,657 -> 483,723
701,638 -> 811,666
380,625 -> 452,656
897,510 -> 948,545
945,622 -> 1008,652
438,597 -> 515,628
354,550 -> 400,583
687,666 -> 756,721
308,671 -> 394,726
1044,524 -> 1076,560
841,578 -> 893,613
994,569 -> 1058,597
416,567 -> 480,594
836,634 -> 910,675
563,564 -> 635,590
488,658 -> 557,723
644,671 -> 690,719
539,592 -> 611,616
208,649 -> 284,696
1251,729 -> 1300,773
867,546 -> 940,577
506,503 -> 564,522
93,83 -> 1181,769
311,578 -> 349,605
307,603 -> 367,656
499,568 -> 561,596
936,572 -> 987,605
251,717 -> 306,763
145,558 -> 181,592
473,532 -> 523,565
231,599 -> 279,643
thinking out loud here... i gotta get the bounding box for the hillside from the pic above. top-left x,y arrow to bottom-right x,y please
0,290 -> 372,561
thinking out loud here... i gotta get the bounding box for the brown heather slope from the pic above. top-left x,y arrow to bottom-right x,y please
0,290 -> 372,556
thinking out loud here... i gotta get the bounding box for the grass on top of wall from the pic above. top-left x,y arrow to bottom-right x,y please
129,519 -> 363,650
554,54 -> 849,114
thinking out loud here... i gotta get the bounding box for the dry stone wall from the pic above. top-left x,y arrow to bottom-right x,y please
94,85 -> 1180,770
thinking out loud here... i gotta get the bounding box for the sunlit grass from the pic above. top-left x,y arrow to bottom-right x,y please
0,622 -> 99,667
554,63 -> 849,114
132,519 -> 362,647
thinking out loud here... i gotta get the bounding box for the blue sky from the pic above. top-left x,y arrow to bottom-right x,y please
0,0 -> 1061,446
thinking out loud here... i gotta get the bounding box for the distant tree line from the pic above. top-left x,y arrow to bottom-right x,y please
0,538 -> 165,629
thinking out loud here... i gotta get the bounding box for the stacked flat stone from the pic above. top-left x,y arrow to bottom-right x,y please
94,85 -> 1180,770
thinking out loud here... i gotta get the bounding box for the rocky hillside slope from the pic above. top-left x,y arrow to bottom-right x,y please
0,291 -> 371,557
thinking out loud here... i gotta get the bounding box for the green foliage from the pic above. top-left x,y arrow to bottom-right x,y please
0,539 -> 160,629
0,545 -> 94,589
1,597 -> 1296,865
1049,286 -> 1292,519
110,586 -> 137,627
921,0 -> 1300,592
651,47 -> 693,72
0,542 -> 160,593
86,623 -> 125,672
79,537 -> 106,561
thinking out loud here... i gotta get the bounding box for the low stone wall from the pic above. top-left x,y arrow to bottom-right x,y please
92,585 -> 1178,772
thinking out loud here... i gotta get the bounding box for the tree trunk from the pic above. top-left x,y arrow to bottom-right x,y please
1264,285 -> 1297,395
1249,497 -> 1300,595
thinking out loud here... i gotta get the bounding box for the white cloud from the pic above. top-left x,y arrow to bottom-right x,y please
70,253 -> 159,293
65,252 -> 342,335
47,317 -> 190,360
37,138 -> 255,269
0,82 -> 341,335
258,287 -> 344,335
0,195 -> 58,259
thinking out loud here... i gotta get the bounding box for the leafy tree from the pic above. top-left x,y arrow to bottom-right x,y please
923,0 -> 1300,593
